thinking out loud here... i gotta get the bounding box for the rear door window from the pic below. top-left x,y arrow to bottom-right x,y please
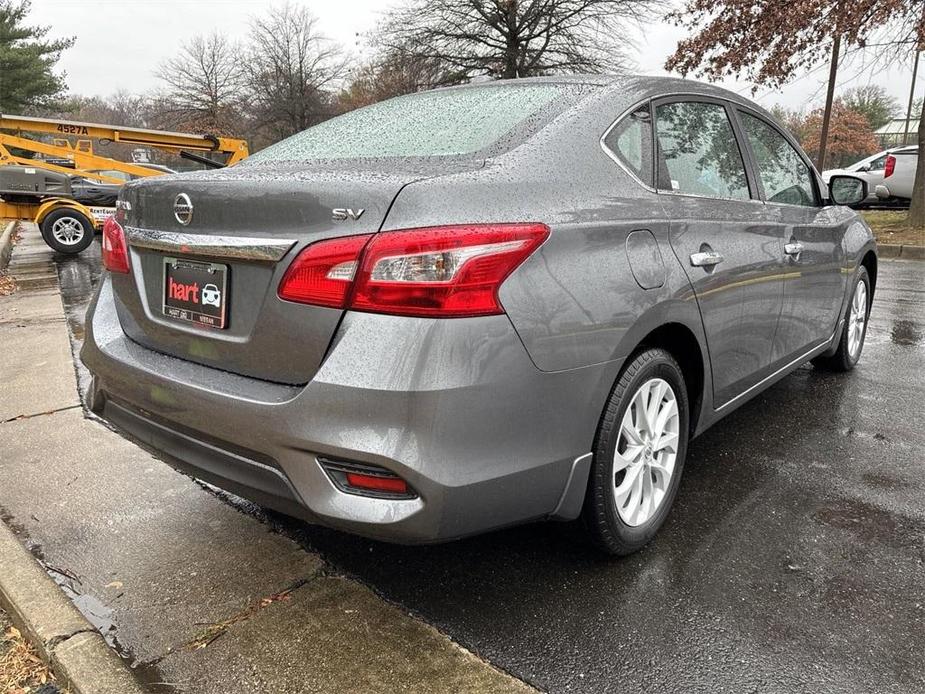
603,105 -> 654,186
739,112 -> 816,207
654,101 -> 751,200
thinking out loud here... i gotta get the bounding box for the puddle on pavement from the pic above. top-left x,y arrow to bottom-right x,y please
50,572 -> 117,640
891,320 -> 923,346
53,239 -> 102,400
814,497 -> 924,551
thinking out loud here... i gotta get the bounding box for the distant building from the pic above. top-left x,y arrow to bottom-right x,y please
876,118 -> 919,148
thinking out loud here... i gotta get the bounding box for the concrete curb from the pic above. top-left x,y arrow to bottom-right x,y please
0,220 -> 16,271
0,521 -> 146,694
879,243 -> 925,260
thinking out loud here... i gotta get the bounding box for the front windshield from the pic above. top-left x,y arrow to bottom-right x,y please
247,84 -> 564,162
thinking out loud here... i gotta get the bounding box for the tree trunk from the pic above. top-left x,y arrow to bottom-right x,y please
502,0 -> 519,79
906,113 -> 925,229
817,34 -> 841,171
903,50 -> 920,146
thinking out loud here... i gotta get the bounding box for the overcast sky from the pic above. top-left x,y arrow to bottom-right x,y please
29,0 -> 919,115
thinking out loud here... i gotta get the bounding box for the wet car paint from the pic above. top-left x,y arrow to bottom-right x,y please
58,247 -> 925,693
80,77 -> 875,544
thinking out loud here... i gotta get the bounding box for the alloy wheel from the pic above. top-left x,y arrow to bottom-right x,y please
51,217 -> 86,246
613,377 -> 680,527
847,279 -> 868,359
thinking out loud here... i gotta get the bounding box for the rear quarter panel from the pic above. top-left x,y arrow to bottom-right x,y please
381,85 -> 712,425
887,152 -> 917,199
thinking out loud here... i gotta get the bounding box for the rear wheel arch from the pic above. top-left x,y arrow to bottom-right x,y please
635,323 -> 705,438
582,345 -> 691,554
861,250 -> 877,298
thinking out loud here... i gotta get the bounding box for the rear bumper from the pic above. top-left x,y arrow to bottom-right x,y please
82,276 -> 612,543
875,184 -> 911,202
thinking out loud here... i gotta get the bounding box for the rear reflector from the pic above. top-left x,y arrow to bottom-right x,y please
345,472 -> 409,495
317,458 -> 416,499
101,217 -> 130,274
279,223 -> 549,317
884,154 -> 896,179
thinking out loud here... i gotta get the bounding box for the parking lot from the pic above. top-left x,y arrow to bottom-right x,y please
31,241 -> 924,692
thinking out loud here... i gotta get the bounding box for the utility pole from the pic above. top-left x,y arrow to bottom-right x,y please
817,34 -> 841,171
903,49 -> 921,146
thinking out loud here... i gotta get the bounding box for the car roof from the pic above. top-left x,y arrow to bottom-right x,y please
435,74 -> 776,122
443,74 -> 751,97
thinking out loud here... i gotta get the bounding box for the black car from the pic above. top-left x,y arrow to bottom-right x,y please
69,175 -> 121,206
71,166 -> 179,206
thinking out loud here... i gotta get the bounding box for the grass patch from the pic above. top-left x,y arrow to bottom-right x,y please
861,210 -> 925,247
0,609 -> 66,693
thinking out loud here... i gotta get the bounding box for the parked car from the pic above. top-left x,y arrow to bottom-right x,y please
81,76 -> 876,555
69,164 -> 179,210
69,175 -> 121,206
822,149 -> 899,206
874,145 -> 918,204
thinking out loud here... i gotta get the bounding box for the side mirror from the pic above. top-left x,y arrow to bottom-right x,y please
828,175 -> 868,206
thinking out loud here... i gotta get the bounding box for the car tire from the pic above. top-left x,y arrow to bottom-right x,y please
582,347 -> 690,556
812,266 -> 870,372
40,209 -> 95,254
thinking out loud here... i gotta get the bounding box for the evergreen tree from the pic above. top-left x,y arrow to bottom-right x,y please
0,0 -> 74,113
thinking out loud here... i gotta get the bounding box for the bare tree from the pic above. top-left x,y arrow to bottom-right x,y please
44,91 -> 148,127
156,32 -> 246,134
338,49 -> 446,111
246,3 -> 348,143
841,84 -> 899,131
376,0 -> 658,84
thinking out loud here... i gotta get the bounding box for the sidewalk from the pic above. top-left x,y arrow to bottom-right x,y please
0,225 -> 533,693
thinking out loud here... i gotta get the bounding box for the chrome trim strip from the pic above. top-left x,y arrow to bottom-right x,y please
599,93 -> 768,205
715,324 -> 841,412
124,227 -> 295,262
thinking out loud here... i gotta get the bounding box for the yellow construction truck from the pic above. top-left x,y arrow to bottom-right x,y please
0,115 -> 249,253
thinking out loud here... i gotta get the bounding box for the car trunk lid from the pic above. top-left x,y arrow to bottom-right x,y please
111,162 -> 451,384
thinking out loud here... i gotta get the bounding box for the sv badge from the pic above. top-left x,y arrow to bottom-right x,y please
332,208 -> 365,221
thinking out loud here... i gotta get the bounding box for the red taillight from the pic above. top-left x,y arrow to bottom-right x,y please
280,223 -> 549,317
353,223 -> 550,317
278,234 -> 372,307
101,217 -> 130,273
884,154 -> 896,178
345,472 -> 409,495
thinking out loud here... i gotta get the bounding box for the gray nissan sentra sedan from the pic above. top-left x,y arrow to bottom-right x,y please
82,76 -> 876,555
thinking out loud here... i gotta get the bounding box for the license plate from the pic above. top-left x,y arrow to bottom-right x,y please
162,257 -> 228,329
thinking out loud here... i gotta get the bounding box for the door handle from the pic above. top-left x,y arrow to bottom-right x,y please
784,242 -> 804,257
690,251 -> 724,268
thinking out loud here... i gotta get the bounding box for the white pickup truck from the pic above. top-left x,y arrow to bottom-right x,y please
875,145 -> 918,204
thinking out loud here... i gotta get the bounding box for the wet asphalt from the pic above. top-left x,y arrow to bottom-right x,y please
57,243 -> 925,693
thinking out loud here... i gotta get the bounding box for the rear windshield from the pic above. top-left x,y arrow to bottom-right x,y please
247,85 -> 564,162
